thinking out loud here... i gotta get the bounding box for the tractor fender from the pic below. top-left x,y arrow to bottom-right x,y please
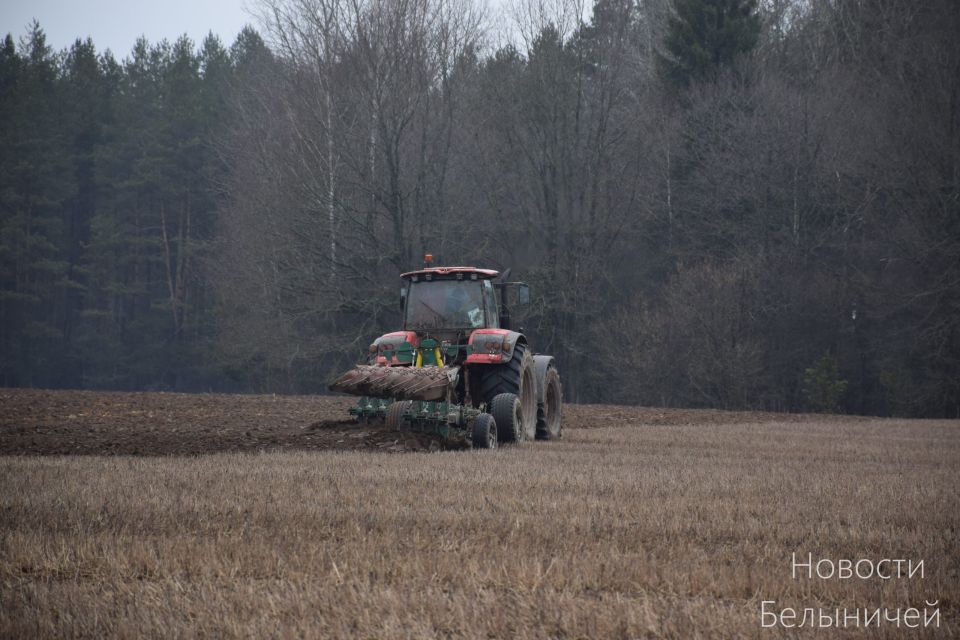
465,329 -> 524,364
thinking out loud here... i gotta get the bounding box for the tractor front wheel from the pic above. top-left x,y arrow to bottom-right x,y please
479,343 -> 537,441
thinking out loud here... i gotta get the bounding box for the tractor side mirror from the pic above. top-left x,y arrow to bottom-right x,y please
517,283 -> 530,306
400,286 -> 407,311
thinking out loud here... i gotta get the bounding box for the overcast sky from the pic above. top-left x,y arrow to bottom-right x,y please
1,0 -> 255,58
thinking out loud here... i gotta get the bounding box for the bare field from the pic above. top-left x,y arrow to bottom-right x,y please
1,389 -> 958,638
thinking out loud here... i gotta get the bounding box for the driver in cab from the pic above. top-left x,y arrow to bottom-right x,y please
446,286 -> 484,328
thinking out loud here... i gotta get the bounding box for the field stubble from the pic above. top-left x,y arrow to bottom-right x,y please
1,389 -> 958,638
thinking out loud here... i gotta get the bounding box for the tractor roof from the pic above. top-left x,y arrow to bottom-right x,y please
401,266 -> 499,280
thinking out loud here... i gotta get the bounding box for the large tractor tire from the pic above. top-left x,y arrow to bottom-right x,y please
472,413 -> 497,449
490,393 -> 525,442
478,343 -> 537,440
533,356 -> 562,440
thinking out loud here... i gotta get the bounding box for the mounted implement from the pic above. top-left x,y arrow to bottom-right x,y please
329,259 -> 562,448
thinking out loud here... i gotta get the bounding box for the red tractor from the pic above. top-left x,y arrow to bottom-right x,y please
330,260 -> 562,449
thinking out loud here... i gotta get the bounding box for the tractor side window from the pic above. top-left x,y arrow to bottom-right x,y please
483,280 -> 499,328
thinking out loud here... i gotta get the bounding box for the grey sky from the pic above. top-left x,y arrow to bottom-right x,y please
1,0 -> 255,58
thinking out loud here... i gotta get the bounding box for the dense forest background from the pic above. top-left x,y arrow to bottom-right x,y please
1,0 -> 958,417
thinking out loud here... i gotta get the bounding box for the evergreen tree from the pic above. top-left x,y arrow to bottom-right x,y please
0,23 -> 70,386
79,38 -> 165,387
57,38 -> 111,384
658,0 -> 760,87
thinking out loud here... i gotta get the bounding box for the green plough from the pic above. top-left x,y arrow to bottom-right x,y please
348,396 -> 392,423
349,396 -> 483,445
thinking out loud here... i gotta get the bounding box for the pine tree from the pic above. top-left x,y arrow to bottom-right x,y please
0,23 -> 71,386
57,38 -> 111,384
658,0 -> 760,88
79,38 -> 161,387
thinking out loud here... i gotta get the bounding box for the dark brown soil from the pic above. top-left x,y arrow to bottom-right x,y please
0,388 -> 851,456
0,389 -> 448,456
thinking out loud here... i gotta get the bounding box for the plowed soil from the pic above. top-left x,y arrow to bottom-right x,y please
0,389 -> 449,455
0,388 -> 831,456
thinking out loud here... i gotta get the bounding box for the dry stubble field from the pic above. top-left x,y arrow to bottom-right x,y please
1,389 -> 958,638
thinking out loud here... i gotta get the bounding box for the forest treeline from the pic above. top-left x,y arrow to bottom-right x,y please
1,0 -> 958,417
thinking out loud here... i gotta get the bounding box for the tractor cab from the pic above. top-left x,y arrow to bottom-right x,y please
401,267 -> 500,331
400,260 -> 530,333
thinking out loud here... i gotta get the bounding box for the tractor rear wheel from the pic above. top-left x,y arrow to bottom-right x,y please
479,343 -> 537,440
385,400 -> 412,430
535,365 -> 562,440
472,413 -> 497,449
